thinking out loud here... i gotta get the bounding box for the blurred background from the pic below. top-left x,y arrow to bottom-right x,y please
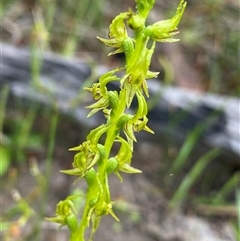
1,0 -> 239,94
1,0 -> 240,241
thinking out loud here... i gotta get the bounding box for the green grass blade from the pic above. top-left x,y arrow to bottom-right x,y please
169,148 -> 221,209
169,123 -> 205,174
14,103 -> 39,162
213,171 -> 240,204
41,106 -> 59,213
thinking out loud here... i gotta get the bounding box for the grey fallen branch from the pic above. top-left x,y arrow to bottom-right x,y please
1,42 -> 239,160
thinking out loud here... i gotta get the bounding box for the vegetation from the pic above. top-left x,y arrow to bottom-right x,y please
46,1 -> 186,240
1,0 -> 239,240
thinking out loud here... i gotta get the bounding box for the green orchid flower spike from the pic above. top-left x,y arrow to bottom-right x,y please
47,0 -> 186,240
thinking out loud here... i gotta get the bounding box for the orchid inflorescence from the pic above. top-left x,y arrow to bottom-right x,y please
47,0 -> 186,240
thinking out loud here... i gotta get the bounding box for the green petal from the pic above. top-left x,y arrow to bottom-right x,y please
119,163 -> 142,174
60,168 -> 82,176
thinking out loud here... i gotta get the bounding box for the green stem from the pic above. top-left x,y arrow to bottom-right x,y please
70,195 -> 91,241
70,25 -> 149,241
59,1 -> 187,240
70,84 -> 127,241
104,89 -> 127,155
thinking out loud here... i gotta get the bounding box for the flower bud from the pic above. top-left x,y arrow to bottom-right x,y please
121,37 -> 134,63
108,91 -> 119,115
97,144 -> 106,161
116,114 -> 133,130
106,157 -> 119,175
65,213 -> 78,232
85,168 -> 97,186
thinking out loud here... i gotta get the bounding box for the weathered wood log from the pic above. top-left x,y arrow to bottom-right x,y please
1,42 -> 239,159
146,80 -> 239,158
